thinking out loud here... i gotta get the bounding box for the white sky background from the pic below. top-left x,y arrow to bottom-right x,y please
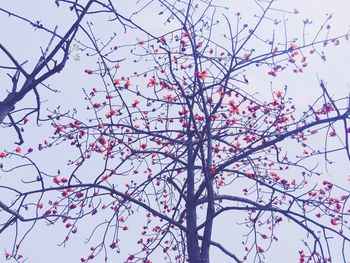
0,0 -> 349,262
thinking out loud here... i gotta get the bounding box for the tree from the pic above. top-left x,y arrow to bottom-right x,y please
0,1 -> 98,145
1,1 -> 349,262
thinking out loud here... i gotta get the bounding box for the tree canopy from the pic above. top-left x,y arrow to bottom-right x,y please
0,1 -> 349,262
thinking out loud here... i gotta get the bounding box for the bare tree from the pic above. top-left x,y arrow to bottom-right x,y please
0,1 -> 99,145
1,1 -> 350,263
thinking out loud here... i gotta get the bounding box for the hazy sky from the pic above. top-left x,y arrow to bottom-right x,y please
0,1 -> 349,262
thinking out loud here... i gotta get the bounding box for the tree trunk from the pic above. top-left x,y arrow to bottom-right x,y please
186,134 -> 202,262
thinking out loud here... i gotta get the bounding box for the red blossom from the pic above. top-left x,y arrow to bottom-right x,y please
275,90 -> 283,98
148,77 -> 157,87
132,99 -> 140,107
258,247 -> 264,253
53,177 -> 60,184
0,151 -> 6,159
124,79 -> 132,88
140,143 -> 147,149
329,131 -> 336,137
84,69 -> 93,74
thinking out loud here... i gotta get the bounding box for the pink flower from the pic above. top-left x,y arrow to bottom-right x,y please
124,79 -> 132,88
84,69 -> 93,74
132,100 -> 140,107
147,77 -> 157,87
